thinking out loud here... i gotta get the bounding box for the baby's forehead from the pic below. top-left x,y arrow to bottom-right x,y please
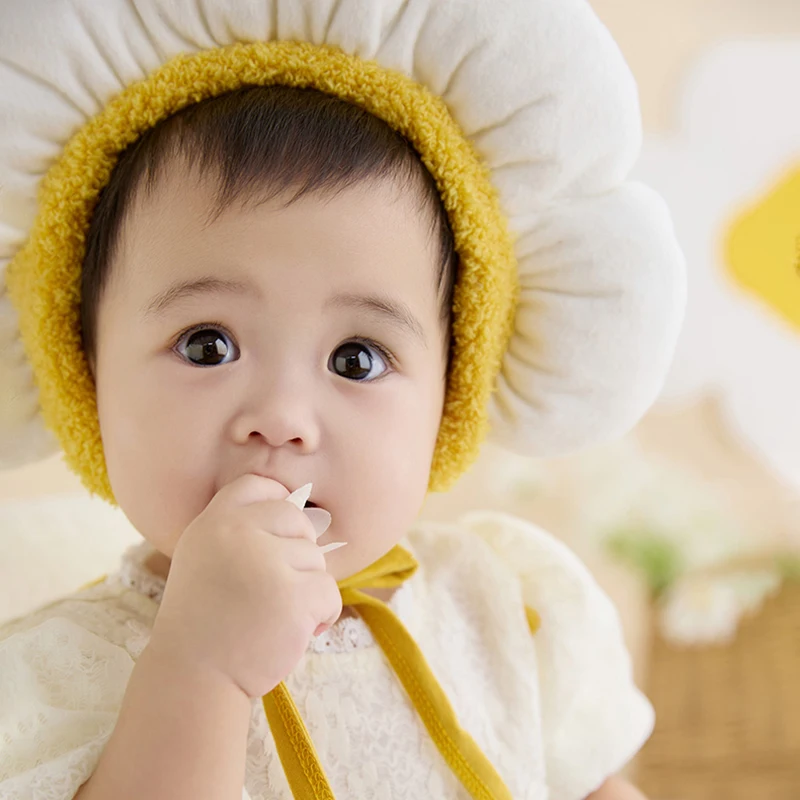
117,173 -> 445,317
125,152 -> 431,238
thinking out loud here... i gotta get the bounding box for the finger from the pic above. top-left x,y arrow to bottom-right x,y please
304,573 -> 343,630
281,538 -> 328,573
240,500 -> 318,543
217,474 -> 290,508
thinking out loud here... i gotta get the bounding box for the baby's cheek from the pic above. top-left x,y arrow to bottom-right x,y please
378,412 -> 436,515
105,433 -> 213,558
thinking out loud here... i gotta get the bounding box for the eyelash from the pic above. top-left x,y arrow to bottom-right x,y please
351,337 -> 397,370
170,320 -> 232,353
171,321 -> 398,370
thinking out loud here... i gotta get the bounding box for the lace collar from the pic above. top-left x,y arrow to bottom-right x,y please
113,540 -> 415,654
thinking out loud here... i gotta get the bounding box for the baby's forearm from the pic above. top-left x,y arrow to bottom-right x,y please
74,639 -> 252,800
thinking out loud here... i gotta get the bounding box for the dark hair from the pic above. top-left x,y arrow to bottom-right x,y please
80,85 -> 458,365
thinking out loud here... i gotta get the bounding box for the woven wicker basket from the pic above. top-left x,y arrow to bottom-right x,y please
635,583 -> 800,799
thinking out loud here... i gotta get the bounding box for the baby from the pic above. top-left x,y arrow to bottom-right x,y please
0,2 -> 686,799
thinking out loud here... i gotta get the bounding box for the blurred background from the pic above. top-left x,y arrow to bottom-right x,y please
1,2 -> 799,798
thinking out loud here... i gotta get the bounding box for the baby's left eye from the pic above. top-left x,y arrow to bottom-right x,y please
330,340 -> 391,382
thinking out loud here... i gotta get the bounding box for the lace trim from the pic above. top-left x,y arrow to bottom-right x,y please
110,541 -> 413,654
115,541 -> 166,603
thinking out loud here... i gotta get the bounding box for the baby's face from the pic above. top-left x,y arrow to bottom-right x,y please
92,160 -> 448,580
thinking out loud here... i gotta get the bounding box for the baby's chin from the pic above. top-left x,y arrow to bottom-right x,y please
324,537 -> 404,583
321,545 -> 360,583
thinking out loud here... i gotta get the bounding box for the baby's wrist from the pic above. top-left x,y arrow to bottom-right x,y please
143,632 -> 249,701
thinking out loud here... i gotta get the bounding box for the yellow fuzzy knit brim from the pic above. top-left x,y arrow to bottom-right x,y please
5,41 -> 518,503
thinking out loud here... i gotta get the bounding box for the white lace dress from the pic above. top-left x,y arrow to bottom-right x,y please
0,511 -> 654,800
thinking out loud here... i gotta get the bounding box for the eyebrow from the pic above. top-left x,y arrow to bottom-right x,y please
140,276 -> 259,320
140,277 -> 428,348
325,292 -> 428,348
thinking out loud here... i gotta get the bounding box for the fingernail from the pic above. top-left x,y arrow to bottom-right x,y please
286,482 -> 313,510
319,541 -> 347,554
304,507 -> 332,539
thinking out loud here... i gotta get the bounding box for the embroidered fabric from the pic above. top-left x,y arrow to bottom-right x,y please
114,540 -> 413,654
0,514 -> 653,800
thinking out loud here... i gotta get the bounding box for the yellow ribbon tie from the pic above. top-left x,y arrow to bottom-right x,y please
262,545 -> 514,800
79,545 -> 534,800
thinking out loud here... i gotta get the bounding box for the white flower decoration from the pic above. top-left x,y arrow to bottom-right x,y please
660,571 -> 782,646
632,41 -> 800,489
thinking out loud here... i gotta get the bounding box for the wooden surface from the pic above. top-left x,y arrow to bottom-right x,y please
637,584 -> 800,800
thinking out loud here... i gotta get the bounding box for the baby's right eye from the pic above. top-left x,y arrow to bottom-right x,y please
174,325 -> 239,367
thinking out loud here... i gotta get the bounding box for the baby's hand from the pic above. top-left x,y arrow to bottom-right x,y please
147,474 -> 342,699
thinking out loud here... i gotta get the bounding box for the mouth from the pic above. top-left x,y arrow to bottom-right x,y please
306,500 -> 318,508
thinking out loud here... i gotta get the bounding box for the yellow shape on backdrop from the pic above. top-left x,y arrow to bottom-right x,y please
725,165 -> 800,333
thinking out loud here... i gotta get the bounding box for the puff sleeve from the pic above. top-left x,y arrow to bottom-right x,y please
459,510 -> 655,800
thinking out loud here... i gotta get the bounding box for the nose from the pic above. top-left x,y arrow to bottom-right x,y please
232,369 -> 321,453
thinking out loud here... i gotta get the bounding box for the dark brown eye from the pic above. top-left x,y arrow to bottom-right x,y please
178,328 -> 236,367
330,341 -> 388,381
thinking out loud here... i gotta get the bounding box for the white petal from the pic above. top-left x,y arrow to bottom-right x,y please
285,483 -> 312,510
